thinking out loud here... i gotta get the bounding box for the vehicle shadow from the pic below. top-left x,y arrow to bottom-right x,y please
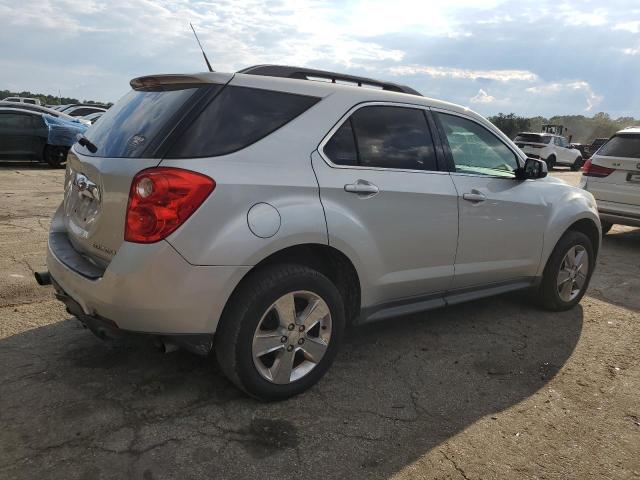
0,160 -> 52,170
0,293 -> 582,479
587,226 -> 640,311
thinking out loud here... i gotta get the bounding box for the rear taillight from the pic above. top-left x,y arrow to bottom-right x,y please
581,159 -> 615,178
125,167 -> 215,243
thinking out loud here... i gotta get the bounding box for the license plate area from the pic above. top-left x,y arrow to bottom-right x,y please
627,173 -> 640,183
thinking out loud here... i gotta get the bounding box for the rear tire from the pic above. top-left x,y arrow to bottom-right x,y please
44,145 -> 69,168
537,230 -> 594,311
215,263 -> 345,401
570,156 -> 583,171
545,155 -> 556,170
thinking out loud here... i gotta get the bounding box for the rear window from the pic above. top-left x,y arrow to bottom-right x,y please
514,134 -> 551,144
165,86 -> 320,158
596,134 -> 640,158
77,87 -> 205,157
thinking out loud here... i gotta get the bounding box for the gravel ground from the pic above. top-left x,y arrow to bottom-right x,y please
0,162 -> 638,480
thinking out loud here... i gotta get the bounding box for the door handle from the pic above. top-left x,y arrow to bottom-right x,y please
462,191 -> 486,203
344,180 -> 379,196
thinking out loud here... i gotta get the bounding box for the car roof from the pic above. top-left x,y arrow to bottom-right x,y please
131,69 -> 477,119
0,107 -> 41,115
618,126 -> 640,135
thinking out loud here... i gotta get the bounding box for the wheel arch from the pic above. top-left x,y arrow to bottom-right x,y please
218,243 -> 362,329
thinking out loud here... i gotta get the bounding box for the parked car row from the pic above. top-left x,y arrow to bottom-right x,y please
0,100 -> 106,167
0,106 -> 88,167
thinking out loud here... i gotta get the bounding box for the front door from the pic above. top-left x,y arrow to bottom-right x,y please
433,110 -> 548,289
312,104 -> 459,307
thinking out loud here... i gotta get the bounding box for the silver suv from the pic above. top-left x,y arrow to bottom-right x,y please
39,65 -> 601,400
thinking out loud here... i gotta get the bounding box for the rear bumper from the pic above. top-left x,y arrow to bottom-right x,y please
593,199 -> 640,228
47,225 -> 251,335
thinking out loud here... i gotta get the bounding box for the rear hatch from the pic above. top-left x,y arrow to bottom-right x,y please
588,133 -> 640,205
62,73 -> 232,267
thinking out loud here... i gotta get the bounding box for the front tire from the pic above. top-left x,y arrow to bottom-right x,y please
215,264 -> 345,401
570,156 -> 583,171
537,230 -> 594,311
545,155 -> 556,170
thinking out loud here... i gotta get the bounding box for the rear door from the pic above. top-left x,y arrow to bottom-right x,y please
0,111 -> 46,158
433,110 -> 547,289
313,103 -> 459,305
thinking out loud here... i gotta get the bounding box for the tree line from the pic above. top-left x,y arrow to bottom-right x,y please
488,112 -> 638,144
1,89 -> 112,108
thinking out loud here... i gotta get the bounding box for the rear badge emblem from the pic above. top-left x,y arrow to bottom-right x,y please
129,134 -> 146,148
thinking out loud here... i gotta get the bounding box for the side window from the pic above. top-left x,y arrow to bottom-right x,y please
323,105 -> 438,171
436,113 -> 519,178
323,118 -> 358,166
0,113 -> 31,128
166,86 -> 320,158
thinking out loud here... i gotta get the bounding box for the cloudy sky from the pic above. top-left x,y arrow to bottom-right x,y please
1,0 -> 639,117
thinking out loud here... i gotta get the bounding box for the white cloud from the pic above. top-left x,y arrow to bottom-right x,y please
388,65 -> 538,82
470,89 -> 495,104
614,21 -> 640,33
526,81 -> 603,112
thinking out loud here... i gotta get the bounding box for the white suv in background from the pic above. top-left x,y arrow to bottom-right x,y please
580,127 -> 640,233
515,132 -> 583,170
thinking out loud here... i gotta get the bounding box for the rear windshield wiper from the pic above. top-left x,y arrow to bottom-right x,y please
76,134 -> 97,153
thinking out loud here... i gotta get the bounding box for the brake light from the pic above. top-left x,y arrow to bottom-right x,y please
125,167 -> 215,243
581,159 -> 615,178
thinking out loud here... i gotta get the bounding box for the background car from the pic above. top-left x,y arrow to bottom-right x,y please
515,132 -> 583,170
0,101 -> 91,125
1,96 -> 41,105
580,127 -> 640,233
585,137 -> 609,158
81,111 -> 104,124
0,107 -> 87,168
60,104 -> 107,117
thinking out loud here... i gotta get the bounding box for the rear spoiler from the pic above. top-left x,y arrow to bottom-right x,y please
130,73 -> 233,91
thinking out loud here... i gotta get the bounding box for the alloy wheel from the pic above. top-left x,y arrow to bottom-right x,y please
252,291 -> 332,384
557,245 -> 589,302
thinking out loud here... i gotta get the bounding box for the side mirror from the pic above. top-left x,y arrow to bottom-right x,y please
515,158 -> 548,180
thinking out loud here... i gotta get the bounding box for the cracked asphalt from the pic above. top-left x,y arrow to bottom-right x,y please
1,162 -> 638,479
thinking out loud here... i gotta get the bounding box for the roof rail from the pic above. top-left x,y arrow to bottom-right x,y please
237,64 -> 422,96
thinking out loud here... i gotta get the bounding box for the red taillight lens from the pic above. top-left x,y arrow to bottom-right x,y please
581,159 -> 615,178
125,167 -> 215,243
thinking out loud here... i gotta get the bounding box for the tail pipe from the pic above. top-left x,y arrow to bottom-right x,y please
34,271 -> 52,286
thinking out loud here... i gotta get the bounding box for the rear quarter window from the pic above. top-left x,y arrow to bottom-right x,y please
165,86 -> 320,158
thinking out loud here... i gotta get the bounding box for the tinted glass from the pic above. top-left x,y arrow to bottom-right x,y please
596,134 -> 640,158
0,113 -> 34,128
350,106 -> 437,170
167,86 -> 320,158
70,108 -> 97,117
78,87 -> 201,157
515,134 -> 544,143
437,113 -> 518,177
324,119 -> 358,166
24,99 -> 36,104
